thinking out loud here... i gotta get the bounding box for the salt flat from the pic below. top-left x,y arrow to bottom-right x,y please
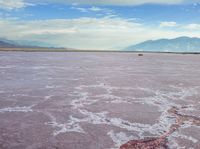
0,51 -> 200,149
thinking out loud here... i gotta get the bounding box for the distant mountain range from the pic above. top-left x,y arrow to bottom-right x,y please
0,38 -> 55,48
0,38 -> 18,48
2,36 -> 200,52
124,37 -> 200,52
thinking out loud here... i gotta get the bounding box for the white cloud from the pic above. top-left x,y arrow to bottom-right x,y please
0,17 -> 200,50
89,6 -> 103,12
184,23 -> 200,30
71,6 -> 114,15
0,0 -> 26,10
160,21 -> 178,27
70,6 -> 88,12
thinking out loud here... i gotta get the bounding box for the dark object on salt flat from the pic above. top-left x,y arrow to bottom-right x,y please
138,54 -> 143,56
120,137 -> 168,149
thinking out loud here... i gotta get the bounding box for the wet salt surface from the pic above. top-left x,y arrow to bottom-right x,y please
0,52 -> 200,149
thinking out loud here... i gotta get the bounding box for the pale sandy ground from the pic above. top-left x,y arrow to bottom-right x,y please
0,51 -> 199,149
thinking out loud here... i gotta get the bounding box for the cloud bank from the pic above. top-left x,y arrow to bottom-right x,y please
0,0 -> 26,10
29,0 -> 199,5
0,0 -> 199,9
0,18 -> 200,50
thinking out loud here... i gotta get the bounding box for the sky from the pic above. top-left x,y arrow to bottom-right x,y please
0,0 -> 200,50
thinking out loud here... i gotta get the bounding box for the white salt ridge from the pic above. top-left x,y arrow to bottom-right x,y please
171,132 -> 198,144
45,112 -> 85,136
44,95 -> 53,100
181,121 -> 194,129
45,85 -> 61,89
45,85 -> 56,89
12,93 -> 29,97
106,99 -> 130,104
160,86 -> 199,100
182,105 -> 195,110
70,92 -> 95,109
169,85 -> 199,100
178,134 -> 198,143
41,95 -> 53,103
107,130 -> 137,149
69,108 -> 170,138
168,135 -> 183,149
0,106 -> 33,113
139,86 -> 199,102
32,66 -> 47,70
149,110 -> 176,135
137,86 -> 199,113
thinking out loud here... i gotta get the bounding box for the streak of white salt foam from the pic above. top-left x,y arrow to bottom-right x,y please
32,66 -> 46,70
45,85 -> 62,89
0,66 -> 14,69
95,94 -> 130,104
0,106 -> 33,113
106,99 -> 130,104
45,85 -> 56,89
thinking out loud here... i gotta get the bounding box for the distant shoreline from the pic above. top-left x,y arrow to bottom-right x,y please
0,47 -> 200,54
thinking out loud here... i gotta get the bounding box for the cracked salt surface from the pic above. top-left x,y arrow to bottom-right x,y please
63,83 -> 200,148
1,81 -> 200,148
0,52 -> 200,149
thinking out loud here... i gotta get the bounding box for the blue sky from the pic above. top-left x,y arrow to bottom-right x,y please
0,0 -> 200,50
